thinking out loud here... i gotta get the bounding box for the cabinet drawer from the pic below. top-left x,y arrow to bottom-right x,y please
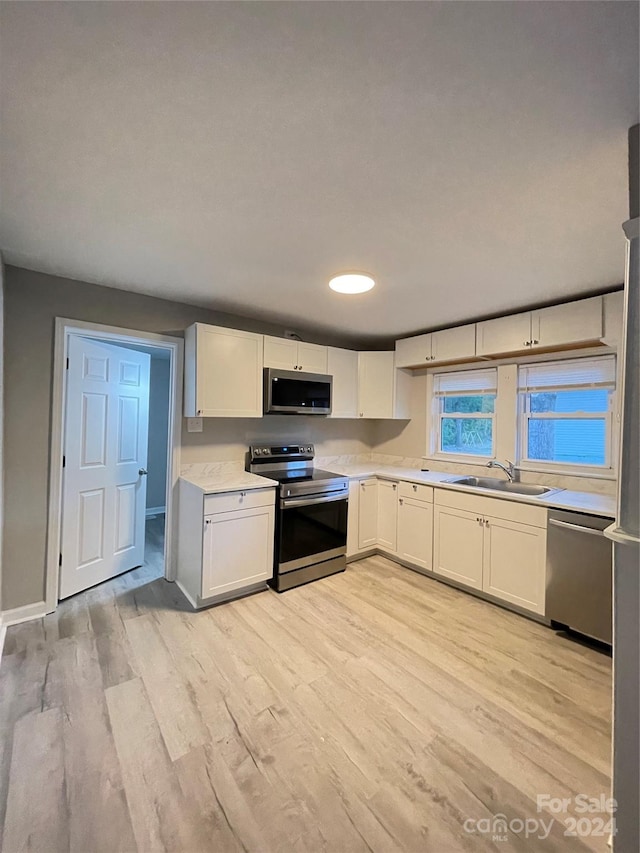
204,488 -> 275,515
435,488 -> 546,528
398,481 -> 433,503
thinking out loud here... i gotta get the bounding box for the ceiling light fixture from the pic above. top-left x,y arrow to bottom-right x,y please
328,272 -> 375,294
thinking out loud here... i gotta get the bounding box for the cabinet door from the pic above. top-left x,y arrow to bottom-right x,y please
358,352 -> 394,418
376,480 -> 398,552
327,347 -> 358,418
263,336 -> 297,370
189,324 -> 263,417
602,291 -> 624,346
202,505 -> 275,599
397,497 -> 433,572
346,480 -> 360,557
476,313 -> 532,357
297,342 -> 328,373
431,324 -> 476,364
433,505 -> 484,589
395,334 -> 432,368
531,297 -> 603,350
357,479 -> 378,549
482,517 -> 546,614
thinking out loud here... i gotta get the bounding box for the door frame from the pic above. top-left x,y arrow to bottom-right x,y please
45,318 -> 184,613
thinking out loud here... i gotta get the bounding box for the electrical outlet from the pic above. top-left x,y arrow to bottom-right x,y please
187,417 -> 203,433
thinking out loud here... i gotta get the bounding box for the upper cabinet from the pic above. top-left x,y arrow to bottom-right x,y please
263,336 -> 328,373
327,347 -> 359,418
602,291 -> 625,346
358,352 -> 410,419
475,312 -> 532,357
531,296 -> 603,350
476,296 -> 604,357
184,323 -> 263,418
395,324 -> 476,368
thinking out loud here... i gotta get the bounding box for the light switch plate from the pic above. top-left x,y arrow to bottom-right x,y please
187,417 -> 203,433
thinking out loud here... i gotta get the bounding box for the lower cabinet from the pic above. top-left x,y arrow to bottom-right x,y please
202,504 -> 275,600
358,478 -> 378,549
482,516 -> 546,614
433,505 -> 485,589
376,480 -> 398,552
397,481 -> 433,572
177,483 -> 275,608
433,491 -> 547,614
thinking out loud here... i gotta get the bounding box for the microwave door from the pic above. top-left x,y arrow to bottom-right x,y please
265,369 -> 332,414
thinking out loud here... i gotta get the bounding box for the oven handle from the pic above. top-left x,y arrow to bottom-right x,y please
281,491 -> 349,509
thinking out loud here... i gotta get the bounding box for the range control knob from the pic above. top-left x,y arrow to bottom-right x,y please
254,448 -> 261,455
263,448 -> 270,455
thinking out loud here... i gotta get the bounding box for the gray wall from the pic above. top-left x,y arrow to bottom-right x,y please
2,265 -> 371,610
147,356 -> 170,512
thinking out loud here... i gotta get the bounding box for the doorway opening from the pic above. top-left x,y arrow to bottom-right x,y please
45,319 -> 183,612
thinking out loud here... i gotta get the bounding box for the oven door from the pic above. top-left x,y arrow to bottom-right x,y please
278,491 -> 348,573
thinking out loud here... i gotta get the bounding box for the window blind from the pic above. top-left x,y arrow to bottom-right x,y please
518,356 -> 616,393
434,368 -> 497,396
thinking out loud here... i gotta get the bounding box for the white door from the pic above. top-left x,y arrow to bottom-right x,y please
395,334 -> 432,368
531,297 -> 603,350
327,347 -> 358,418
431,324 -> 476,364
357,479 -> 378,549
397,497 -> 433,572
202,505 -> 275,599
60,336 -> 150,599
482,516 -> 546,614
377,480 -> 398,552
476,312 -> 532,356
433,505 -> 484,590
296,342 -> 328,373
263,335 -> 297,370
358,352 -> 394,418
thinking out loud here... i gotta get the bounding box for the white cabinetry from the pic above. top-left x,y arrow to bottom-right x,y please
327,347 -> 359,418
475,312 -> 533,358
397,481 -> 433,572
476,297 -> 603,357
263,336 -> 328,373
358,352 -> 410,419
433,490 -> 546,613
184,323 -> 263,417
376,480 -> 398,552
357,478 -> 378,549
531,297 -> 602,350
177,483 -> 275,607
433,504 -> 485,589
482,516 -> 546,614
395,324 -> 476,368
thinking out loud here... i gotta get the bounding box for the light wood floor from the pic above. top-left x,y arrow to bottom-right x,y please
1,519 -> 612,853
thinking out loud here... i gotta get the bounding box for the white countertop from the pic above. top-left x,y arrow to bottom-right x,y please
180,468 -> 278,495
325,462 -> 616,518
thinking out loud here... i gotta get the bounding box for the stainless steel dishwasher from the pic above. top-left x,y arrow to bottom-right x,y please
546,510 -> 613,644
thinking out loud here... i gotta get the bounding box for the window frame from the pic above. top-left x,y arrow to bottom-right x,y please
517,357 -> 617,476
430,368 -> 498,463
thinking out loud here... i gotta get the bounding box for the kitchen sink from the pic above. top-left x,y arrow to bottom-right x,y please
444,476 -> 557,497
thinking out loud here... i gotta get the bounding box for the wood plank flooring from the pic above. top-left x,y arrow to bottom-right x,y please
1,519 -> 612,852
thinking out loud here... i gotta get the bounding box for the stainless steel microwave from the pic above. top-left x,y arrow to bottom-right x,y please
263,368 -> 332,415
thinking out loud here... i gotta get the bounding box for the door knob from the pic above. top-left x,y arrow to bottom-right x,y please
139,468 -> 148,476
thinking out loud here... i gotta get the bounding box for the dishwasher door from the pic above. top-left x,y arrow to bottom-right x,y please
546,510 -> 613,644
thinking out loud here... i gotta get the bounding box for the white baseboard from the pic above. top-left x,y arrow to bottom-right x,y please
146,506 -> 166,518
1,599 -> 48,628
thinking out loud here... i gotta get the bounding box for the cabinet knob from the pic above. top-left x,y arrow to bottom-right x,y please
139,468 -> 148,476
359,412 -> 364,417
531,339 -> 539,345
523,341 -> 530,347
399,498 -> 404,505
476,516 -> 481,523
392,483 -> 397,490
412,484 -> 417,491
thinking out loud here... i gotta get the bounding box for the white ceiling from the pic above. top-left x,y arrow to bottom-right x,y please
1,1 -> 638,339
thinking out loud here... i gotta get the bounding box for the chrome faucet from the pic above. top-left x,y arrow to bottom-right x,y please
486,459 -> 517,482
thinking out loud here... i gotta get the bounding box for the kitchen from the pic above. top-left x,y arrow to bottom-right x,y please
0,2 -> 638,852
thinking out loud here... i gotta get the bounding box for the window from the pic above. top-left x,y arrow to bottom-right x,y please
433,369 -> 497,457
518,356 -> 616,470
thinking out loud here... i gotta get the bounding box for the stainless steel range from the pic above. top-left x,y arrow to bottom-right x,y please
247,444 -> 348,591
